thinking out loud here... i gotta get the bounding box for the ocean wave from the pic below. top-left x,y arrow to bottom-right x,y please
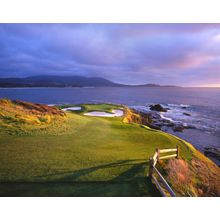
159,113 -> 174,122
180,104 -> 190,108
167,104 -> 179,107
167,103 -> 190,108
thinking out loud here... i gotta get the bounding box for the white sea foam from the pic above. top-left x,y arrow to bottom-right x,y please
159,113 -> 174,122
167,104 -> 179,107
167,103 -> 190,108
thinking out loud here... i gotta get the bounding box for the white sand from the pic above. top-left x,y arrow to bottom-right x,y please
84,109 -> 123,117
62,107 -> 82,111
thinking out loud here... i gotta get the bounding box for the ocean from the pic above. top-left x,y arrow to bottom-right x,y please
1,87 -> 220,164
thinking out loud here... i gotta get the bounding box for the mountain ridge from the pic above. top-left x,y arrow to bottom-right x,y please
0,75 -> 178,88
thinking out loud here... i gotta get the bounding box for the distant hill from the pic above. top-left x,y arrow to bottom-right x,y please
0,75 -> 123,87
134,83 -> 178,87
0,75 -> 177,88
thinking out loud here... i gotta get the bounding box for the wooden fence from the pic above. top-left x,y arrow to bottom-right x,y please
149,146 -> 180,197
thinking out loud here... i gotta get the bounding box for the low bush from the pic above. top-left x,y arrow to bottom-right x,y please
165,158 -> 220,196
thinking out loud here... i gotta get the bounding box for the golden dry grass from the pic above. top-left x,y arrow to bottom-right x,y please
165,158 -> 220,196
0,98 -> 66,134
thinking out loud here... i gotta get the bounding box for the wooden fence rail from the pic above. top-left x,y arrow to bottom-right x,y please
149,146 -> 180,197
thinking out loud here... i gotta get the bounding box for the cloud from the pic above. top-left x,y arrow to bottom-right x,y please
0,24 -> 220,86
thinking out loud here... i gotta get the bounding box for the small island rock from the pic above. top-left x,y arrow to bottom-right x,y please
149,104 -> 167,112
183,112 -> 191,116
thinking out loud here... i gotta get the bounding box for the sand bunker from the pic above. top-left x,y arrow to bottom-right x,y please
84,109 -> 123,117
62,107 -> 82,111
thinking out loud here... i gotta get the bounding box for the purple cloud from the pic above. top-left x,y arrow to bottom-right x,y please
0,23 -> 220,86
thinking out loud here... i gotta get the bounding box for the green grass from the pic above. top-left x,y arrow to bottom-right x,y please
0,104 -> 192,196
81,103 -> 122,113
59,103 -> 122,114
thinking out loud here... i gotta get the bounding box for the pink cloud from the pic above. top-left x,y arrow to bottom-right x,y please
172,54 -> 213,69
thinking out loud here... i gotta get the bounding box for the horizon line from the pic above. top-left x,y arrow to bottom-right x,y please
0,75 -> 219,88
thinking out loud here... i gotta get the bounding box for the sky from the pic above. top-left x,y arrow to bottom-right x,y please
0,23 -> 220,86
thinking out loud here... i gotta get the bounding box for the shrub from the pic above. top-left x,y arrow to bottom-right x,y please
165,158 -> 220,196
190,159 -> 220,196
165,159 -> 194,196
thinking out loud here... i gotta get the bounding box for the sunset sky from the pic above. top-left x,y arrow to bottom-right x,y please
0,24 -> 220,86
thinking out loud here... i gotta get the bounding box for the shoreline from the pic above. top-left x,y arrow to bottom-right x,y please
56,101 -> 220,166
50,101 -> 220,166
1,98 -> 220,196
130,104 -> 220,166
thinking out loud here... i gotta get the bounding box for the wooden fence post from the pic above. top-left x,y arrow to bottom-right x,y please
149,147 -> 177,197
176,145 -> 180,159
149,157 -> 154,179
156,148 -> 160,160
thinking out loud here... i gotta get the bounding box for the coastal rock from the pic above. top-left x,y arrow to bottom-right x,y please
204,147 -> 220,161
184,124 -> 196,129
172,123 -> 196,132
149,124 -> 161,130
166,122 -> 175,127
173,126 -> 184,132
183,112 -> 191,116
123,107 -> 153,126
129,106 -> 195,133
149,104 -> 167,112
123,107 -> 163,131
150,112 -> 161,120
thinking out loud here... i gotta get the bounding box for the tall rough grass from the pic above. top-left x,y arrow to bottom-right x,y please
165,158 -> 220,196
0,98 -> 66,135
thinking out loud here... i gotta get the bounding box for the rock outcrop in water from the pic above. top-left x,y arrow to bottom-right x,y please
123,107 -> 160,129
149,104 -> 167,112
204,147 -> 220,161
183,112 -> 191,116
130,105 -> 196,133
173,126 -> 185,132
